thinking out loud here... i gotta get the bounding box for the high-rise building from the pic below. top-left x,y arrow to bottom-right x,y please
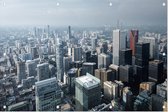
82,62 -> 96,76
134,90 -> 151,111
122,87 -> 133,110
141,37 -> 158,59
103,81 -> 118,101
75,73 -> 101,111
35,77 -> 62,111
95,68 -> 113,88
109,64 -> 119,80
119,65 -> 134,84
37,63 -> 50,81
98,53 -> 111,69
139,82 -> 155,94
156,79 -> 167,100
66,68 -> 77,94
26,60 -> 37,77
91,37 -> 97,52
68,26 -> 72,40
130,30 -> 139,56
113,29 -> 120,65
119,49 -> 132,65
135,42 -> 149,82
83,50 -> 91,62
63,56 -> 72,74
100,41 -> 108,54
17,61 -> 26,83
72,47 -> 82,62
56,38 -> 64,82
149,60 -> 164,83
150,94 -> 165,111
113,30 -> 127,65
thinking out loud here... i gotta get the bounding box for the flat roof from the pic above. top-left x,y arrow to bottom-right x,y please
76,73 -> 100,89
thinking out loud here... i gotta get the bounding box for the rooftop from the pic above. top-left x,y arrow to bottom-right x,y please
76,73 -> 100,90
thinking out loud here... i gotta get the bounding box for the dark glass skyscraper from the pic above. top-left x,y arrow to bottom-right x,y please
135,42 -> 149,82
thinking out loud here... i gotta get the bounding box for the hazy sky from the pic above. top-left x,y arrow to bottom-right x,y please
0,0 -> 167,26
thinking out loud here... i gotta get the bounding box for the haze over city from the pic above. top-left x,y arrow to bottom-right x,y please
0,0 -> 166,26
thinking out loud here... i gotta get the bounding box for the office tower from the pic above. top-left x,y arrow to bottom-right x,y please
114,80 -> 124,97
30,47 -> 39,59
83,50 -> 91,62
82,62 -> 96,76
119,49 -> 132,65
91,37 -> 97,52
134,90 -> 151,111
139,82 -> 155,94
103,81 -> 118,101
35,77 -> 62,111
141,37 -> 158,59
135,42 -> 149,82
156,79 -> 167,100
37,63 -> 50,81
113,30 -> 126,65
149,60 -> 164,83
17,61 -> 26,83
47,25 -> 50,37
119,65 -> 134,83
109,64 -> 119,80
75,73 -> 101,111
150,94 -> 165,111
95,68 -> 113,88
72,47 -> 82,62
122,87 -> 133,110
49,64 -> 56,77
98,53 -> 111,69
26,60 -> 37,77
68,26 -> 72,40
130,30 -> 139,56
113,29 -> 120,65
22,76 -> 36,89
100,41 -> 108,54
8,101 -> 30,111
66,68 -> 77,94
63,56 -> 72,73
56,39 -> 64,82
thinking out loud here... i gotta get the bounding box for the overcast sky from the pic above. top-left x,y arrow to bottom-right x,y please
0,0 -> 167,26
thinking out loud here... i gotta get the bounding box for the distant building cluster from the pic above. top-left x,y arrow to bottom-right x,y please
0,25 -> 167,111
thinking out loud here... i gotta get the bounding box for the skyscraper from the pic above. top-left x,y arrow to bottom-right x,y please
68,26 -> 72,40
72,47 -> 82,62
149,60 -> 164,83
141,37 -> 158,59
75,73 -> 101,111
119,49 -> 132,65
98,53 -> 111,69
91,37 -> 97,52
26,60 -> 37,77
113,29 -> 126,65
113,29 -> 120,65
119,65 -> 134,84
103,81 -> 119,101
17,61 -> 26,83
35,77 -> 62,111
95,68 -> 113,88
37,63 -> 50,81
135,42 -> 149,82
130,30 -> 139,56
122,87 -> 133,110
82,62 -> 96,76
56,38 -> 64,82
